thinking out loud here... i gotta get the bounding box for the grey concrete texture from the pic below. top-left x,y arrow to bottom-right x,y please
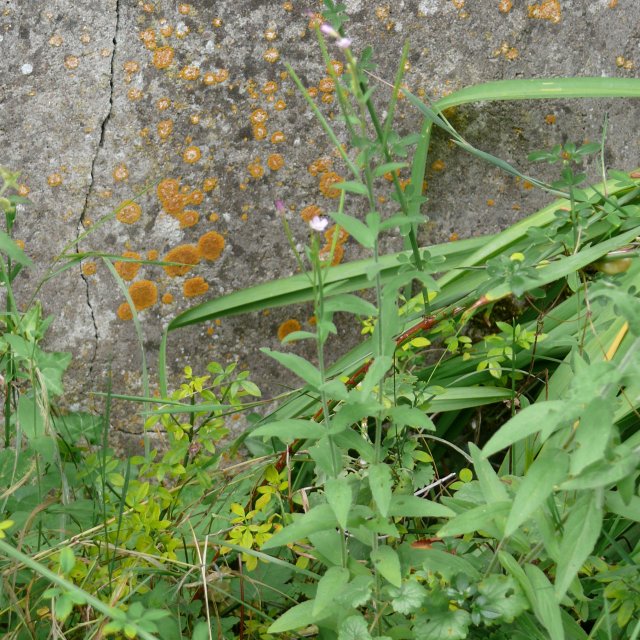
1,0 -> 639,442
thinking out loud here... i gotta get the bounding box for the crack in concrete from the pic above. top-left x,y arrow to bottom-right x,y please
77,0 -> 121,374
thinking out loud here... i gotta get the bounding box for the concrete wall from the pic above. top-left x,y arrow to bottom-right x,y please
1,0 -> 638,443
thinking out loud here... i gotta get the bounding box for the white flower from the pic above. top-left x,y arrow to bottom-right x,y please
309,215 -> 329,232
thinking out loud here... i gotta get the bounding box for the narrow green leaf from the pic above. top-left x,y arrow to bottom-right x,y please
250,419 -> 325,443
330,211 -> 376,248
420,386 -> 514,412
525,563 -> 565,640
369,463 -> 393,517
386,406 -> 435,431
262,504 -> 337,550
605,491 -> 640,521
437,501 -> 511,538
323,294 -> 378,317
420,548 -> 481,581
268,600 -> 322,633
387,495 -> 454,519
482,401 -> 568,457
335,180 -> 370,196
570,399 -> 614,475
371,545 -> 402,587
325,478 -> 352,530
497,551 -> 537,610
0,230 -> 32,266
555,493 -> 602,601
505,448 -> 569,537
313,566 -> 350,617
372,162 -> 409,178
260,348 -> 322,388
358,356 -> 393,399
469,443 -> 508,504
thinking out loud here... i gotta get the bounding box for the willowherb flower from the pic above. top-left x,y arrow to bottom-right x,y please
309,215 -> 329,231
320,23 -> 351,49
274,199 -> 286,215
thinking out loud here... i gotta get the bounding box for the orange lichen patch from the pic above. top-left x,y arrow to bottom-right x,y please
203,177 -> 218,191
324,226 -> 349,245
198,231 -> 225,261
545,113 -> 556,125
142,2 -> 154,12
250,108 -> 268,126
307,87 -> 319,98
328,59 -> 344,75
183,276 -> 209,298
123,60 -> 139,74
318,77 -> 335,93
15,239 -> 25,250
277,318 -> 301,341
180,65 -> 200,81
187,189 -> 204,205
128,280 -> 158,311
300,204 -> 323,222
128,87 -> 143,101
264,27 -> 277,41
431,159 -> 445,172
263,48 -> 280,63
147,249 -> 159,261
177,210 -> 200,228
117,303 -> 133,321
262,81 -> 278,95
615,56 -> 634,70
17,184 -> 30,196
494,42 -> 519,60
274,99 -> 287,111
157,97 -> 171,111
163,244 -> 200,276
271,130 -> 285,143
523,180 -> 534,190
319,171 -> 343,198
609,0 -> 618,6
527,0 -> 562,23
49,34 -> 63,46
139,28 -> 156,49
113,163 -> 129,182
183,146 -> 202,164
321,93 -> 334,104
498,0 -> 513,12
267,154 -> 285,171
157,178 -> 180,200
307,12 -> 323,28
81,261 -> 97,276
116,201 -> 142,224
212,17 -> 223,27
178,3 -> 191,14
283,1 -> 293,10
189,114 -> 200,125
115,251 -> 142,281
157,119 -> 173,140
486,199 -> 495,206
161,292 -> 174,304
159,23 -> 173,37
319,243 -> 344,266
47,173 -> 63,187
209,212 -> 219,222
308,157 -> 332,176
449,232 -> 459,241
250,124 -> 266,140
153,46 -> 175,69
247,159 -> 265,179
207,326 -> 214,335
452,0 -> 465,8
64,55 -> 80,70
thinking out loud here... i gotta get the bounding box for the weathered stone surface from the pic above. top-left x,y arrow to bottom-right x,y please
1,0 -> 638,442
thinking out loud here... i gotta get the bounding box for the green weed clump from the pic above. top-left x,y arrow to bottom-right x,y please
2,1 -> 640,638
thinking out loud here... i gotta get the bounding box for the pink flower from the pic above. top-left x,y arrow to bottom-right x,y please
274,199 -> 286,215
320,23 -> 351,49
309,215 -> 329,231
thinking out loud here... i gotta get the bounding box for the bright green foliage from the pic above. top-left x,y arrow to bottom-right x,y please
2,0 -> 640,637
